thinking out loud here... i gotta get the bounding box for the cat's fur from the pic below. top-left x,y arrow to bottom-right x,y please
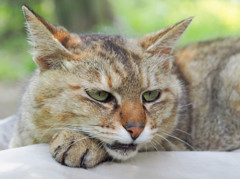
10,5 -> 240,168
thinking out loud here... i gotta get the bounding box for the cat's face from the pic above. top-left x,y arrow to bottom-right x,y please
23,6 -> 191,160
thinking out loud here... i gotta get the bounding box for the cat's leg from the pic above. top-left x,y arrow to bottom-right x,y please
50,129 -> 109,168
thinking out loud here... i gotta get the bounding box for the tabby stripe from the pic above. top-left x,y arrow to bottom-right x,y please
80,149 -> 89,169
61,141 -> 74,165
53,145 -> 61,158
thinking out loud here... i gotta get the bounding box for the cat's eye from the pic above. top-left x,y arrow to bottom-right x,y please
142,90 -> 160,103
86,90 -> 114,102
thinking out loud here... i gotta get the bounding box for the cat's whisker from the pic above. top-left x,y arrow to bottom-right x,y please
38,123 -> 72,140
158,130 -> 195,150
38,125 -> 97,145
49,127 -> 95,136
92,129 -> 122,137
96,141 -> 105,153
175,128 -> 191,136
39,123 -> 101,135
178,102 -> 193,109
47,125 -> 121,142
52,127 -> 83,132
156,125 -> 191,136
154,133 -> 175,149
151,138 -> 166,151
150,139 -> 160,152
158,127 -> 190,137
50,122 -> 100,127
71,124 -> 101,127
149,142 -> 158,152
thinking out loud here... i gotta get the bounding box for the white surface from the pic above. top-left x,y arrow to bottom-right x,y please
0,115 -> 17,150
0,144 -> 240,179
0,116 -> 240,179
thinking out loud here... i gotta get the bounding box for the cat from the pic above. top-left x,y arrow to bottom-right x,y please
10,5 -> 240,168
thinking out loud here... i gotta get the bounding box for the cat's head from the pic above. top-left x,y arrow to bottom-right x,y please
22,5 -> 192,160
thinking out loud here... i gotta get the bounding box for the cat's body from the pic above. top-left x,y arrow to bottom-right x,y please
176,38 -> 240,150
10,6 -> 240,168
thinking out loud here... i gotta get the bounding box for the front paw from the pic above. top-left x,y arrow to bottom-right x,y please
50,129 -> 108,168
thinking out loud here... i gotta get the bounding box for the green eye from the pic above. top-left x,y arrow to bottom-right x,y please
142,90 -> 160,102
86,90 -> 113,102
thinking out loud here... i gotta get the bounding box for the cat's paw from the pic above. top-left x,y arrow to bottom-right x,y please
50,129 -> 109,168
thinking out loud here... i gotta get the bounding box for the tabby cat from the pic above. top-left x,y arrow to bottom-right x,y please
10,5 -> 240,168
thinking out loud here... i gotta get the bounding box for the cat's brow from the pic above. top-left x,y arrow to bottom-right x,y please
102,40 -> 128,62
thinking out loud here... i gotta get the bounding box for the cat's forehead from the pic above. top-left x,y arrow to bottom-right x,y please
66,34 -> 146,94
79,34 -> 125,45
69,33 -> 145,75
76,34 -> 143,61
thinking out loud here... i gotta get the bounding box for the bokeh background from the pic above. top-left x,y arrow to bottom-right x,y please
0,0 -> 240,118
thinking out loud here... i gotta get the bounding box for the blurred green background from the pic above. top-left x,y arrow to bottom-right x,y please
1,0 -> 240,81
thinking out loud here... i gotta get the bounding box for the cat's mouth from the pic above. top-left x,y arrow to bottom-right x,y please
106,142 -> 137,151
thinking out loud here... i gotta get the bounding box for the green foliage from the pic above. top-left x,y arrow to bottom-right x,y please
0,0 -> 56,81
1,0 -> 240,81
0,36 -> 35,81
110,0 -> 240,44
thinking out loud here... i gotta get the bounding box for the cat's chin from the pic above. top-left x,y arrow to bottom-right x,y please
104,143 -> 139,161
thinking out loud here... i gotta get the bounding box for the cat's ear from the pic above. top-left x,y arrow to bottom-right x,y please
139,17 -> 193,55
22,5 -> 74,70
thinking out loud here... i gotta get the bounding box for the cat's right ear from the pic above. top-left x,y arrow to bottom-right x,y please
139,18 -> 192,70
22,5 -> 74,70
139,18 -> 192,55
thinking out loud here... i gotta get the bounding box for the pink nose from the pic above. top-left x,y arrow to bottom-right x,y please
125,122 -> 144,140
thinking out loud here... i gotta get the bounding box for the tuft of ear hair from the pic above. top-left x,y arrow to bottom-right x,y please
22,5 -> 74,70
139,17 -> 193,55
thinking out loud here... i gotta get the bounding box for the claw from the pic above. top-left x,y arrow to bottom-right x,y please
80,149 -> 89,169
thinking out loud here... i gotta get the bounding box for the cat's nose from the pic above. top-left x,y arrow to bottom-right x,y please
125,122 -> 144,140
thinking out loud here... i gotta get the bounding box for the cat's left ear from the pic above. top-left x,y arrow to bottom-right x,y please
139,17 -> 193,55
22,5 -> 75,70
